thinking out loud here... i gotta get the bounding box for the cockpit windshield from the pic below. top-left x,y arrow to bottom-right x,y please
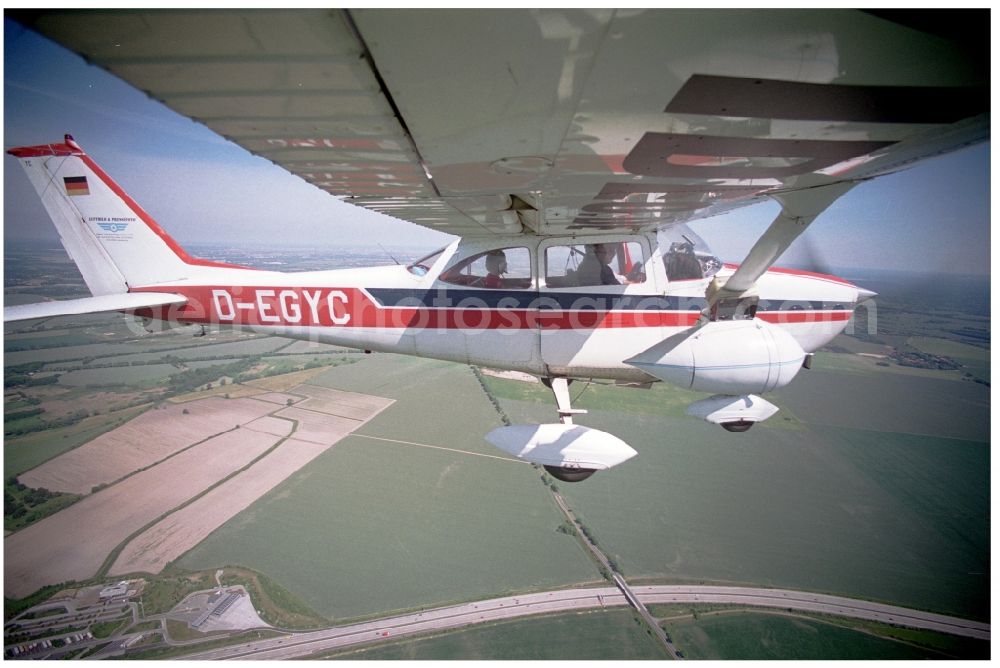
406,247 -> 447,276
658,224 -> 722,281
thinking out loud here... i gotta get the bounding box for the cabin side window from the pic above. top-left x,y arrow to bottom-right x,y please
544,241 -> 647,287
439,247 -> 532,289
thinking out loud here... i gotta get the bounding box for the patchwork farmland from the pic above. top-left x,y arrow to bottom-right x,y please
5,383 -> 392,598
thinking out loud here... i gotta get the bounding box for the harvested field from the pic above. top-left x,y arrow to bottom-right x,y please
275,404 -> 390,446
110,438 -> 328,576
5,428 -> 280,598
19,397 -> 277,494
243,415 -> 296,438
252,392 -> 304,406
294,385 -> 395,420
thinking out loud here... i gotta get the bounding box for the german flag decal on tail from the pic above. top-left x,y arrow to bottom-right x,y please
63,175 -> 89,196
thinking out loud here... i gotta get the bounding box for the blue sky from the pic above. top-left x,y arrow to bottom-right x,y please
4,18 -> 990,274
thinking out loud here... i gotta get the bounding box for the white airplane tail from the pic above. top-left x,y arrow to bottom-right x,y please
7,135 -> 233,296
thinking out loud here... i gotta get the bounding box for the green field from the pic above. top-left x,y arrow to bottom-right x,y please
908,336 -> 990,359
773,367 -> 989,440
4,332 -> 96,351
177,355 -> 599,621
662,611 -> 988,659
56,364 -> 179,387
497,374 -> 988,621
484,373 -> 701,419
4,342 -> 151,366
810,349 -> 967,380
327,609 -> 666,660
84,335 -> 290,365
909,335 -> 991,382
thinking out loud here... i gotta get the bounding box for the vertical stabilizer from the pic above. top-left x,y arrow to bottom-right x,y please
7,135 -> 234,295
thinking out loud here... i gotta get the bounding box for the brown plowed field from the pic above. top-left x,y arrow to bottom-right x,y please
5,429 -> 280,598
18,398 -> 277,494
273,407 -> 366,445
293,385 -> 396,420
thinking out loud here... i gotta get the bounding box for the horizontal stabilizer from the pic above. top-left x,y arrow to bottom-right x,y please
4,292 -> 187,323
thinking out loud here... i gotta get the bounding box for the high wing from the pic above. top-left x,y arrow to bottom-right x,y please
14,9 -> 988,239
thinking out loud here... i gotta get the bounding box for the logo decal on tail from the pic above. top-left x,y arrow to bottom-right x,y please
96,222 -> 130,233
63,175 -> 89,196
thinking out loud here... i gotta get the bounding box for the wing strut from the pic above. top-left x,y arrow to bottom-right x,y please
706,181 -> 856,317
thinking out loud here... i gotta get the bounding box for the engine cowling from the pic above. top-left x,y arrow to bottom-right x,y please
626,319 -> 807,395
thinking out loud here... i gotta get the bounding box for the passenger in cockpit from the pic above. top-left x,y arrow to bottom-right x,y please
483,249 -> 507,288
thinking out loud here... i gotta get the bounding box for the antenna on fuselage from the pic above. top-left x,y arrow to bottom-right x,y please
377,242 -> 401,265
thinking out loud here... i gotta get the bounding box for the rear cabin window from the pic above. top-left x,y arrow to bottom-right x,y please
545,241 -> 646,287
439,247 -> 532,289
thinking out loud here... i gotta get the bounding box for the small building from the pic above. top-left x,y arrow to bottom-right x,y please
99,581 -> 130,600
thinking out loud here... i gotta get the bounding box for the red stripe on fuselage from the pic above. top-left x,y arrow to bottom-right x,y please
724,263 -> 857,287
757,311 -> 852,324
129,285 -> 850,330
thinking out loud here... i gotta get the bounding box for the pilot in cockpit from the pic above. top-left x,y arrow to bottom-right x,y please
577,243 -> 620,286
664,239 -> 704,281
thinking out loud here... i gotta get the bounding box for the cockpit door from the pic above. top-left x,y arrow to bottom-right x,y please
537,235 -> 667,377
421,241 -> 540,368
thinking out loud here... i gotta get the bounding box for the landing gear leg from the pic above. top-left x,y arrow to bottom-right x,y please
541,377 -> 587,425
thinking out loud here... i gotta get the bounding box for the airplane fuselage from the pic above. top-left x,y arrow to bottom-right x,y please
133,235 -> 867,383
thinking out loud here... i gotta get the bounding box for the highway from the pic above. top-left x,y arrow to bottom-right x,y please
176,585 -> 990,660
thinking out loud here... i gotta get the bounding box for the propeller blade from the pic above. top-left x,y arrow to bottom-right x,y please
795,234 -> 836,276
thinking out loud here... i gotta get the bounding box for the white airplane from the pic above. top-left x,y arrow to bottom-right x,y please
5,10 -> 988,481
